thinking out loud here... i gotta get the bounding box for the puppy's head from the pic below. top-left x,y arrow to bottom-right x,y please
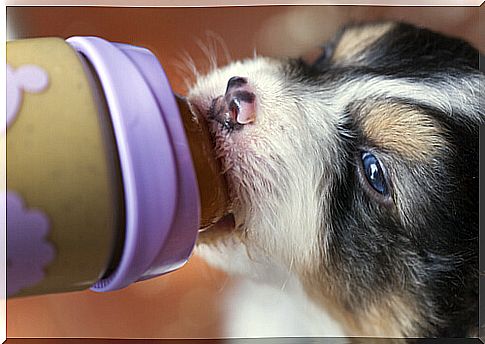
187,22 -> 482,337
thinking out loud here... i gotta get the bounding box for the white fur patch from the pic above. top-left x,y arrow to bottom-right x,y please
219,277 -> 346,338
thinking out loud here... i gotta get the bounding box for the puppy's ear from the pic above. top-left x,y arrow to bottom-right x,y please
301,25 -> 346,69
299,42 -> 337,71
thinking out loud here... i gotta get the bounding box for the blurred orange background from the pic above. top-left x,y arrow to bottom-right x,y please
6,5 -> 482,339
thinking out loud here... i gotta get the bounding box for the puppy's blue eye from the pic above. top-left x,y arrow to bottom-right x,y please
361,152 -> 388,195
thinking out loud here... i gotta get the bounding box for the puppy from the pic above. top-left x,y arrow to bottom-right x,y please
187,22 -> 482,339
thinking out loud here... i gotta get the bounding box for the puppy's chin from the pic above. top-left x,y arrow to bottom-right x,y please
196,220 -> 299,287
195,217 -> 260,280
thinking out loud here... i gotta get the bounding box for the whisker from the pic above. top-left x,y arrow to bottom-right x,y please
172,49 -> 201,92
280,254 -> 295,291
217,274 -> 231,294
196,36 -> 218,72
206,30 -> 232,65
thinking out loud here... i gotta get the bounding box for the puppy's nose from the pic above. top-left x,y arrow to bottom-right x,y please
225,76 -> 248,93
224,76 -> 257,125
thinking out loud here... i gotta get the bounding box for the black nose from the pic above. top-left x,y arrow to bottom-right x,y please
225,76 -> 248,94
219,76 -> 257,126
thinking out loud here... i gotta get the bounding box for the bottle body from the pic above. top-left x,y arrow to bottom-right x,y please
6,37 -> 122,296
5,36 -> 210,297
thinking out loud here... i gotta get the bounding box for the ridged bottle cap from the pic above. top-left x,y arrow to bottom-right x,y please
67,36 -> 201,291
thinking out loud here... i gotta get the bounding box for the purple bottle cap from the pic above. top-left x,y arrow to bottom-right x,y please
66,36 -> 200,292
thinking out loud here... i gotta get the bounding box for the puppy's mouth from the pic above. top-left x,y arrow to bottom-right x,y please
208,93 -> 256,132
198,214 -> 237,240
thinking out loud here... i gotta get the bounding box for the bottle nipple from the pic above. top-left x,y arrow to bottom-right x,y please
175,94 -> 231,230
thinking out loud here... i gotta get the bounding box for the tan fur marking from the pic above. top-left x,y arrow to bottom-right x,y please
358,102 -> 445,161
302,276 -> 423,340
355,295 -> 423,337
332,23 -> 395,62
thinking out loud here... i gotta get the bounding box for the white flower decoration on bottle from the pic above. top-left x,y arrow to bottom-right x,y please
5,63 -> 49,133
3,191 -> 55,296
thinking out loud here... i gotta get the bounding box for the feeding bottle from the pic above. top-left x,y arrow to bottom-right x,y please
5,36 -> 230,297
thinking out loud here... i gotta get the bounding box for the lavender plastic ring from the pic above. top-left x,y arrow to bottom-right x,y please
66,37 -> 200,292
